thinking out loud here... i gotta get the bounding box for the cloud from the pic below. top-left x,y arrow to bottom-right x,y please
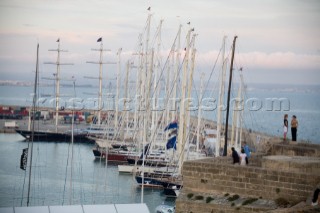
196,50 -> 320,71
238,51 -> 320,70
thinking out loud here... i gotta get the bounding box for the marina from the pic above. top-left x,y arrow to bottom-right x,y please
1,1 -> 320,212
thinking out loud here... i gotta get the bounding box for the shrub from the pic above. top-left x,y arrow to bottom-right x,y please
195,195 -> 204,200
242,198 -> 258,206
224,193 -> 230,197
206,196 -> 214,203
227,194 -> 240,202
187,193 -> 194,199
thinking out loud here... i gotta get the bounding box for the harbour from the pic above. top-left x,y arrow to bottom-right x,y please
1,1 -> 320,212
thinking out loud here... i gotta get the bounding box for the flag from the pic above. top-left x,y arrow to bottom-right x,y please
164,121 -> 178,131
97,37 -> 102,42
166,136 -> 177,150
20,148 -> 28,170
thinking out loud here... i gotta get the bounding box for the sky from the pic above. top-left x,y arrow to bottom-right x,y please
0,0 -> 320,86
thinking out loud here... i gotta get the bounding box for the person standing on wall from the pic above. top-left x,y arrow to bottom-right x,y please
231,147 -> 240,164
291,115 -> 298,141
283,114 -> 288,141
239,148 -> 247,166
243,141 -> 250,165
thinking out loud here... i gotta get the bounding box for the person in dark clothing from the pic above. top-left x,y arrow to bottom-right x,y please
312,188 -> 320,206
291,115 -> 298,141
231,147 -> 239,164
283,114 -> 288,141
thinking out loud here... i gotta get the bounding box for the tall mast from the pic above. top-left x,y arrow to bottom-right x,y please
185,34 -> 196,160
235,68 -> 244,150
216,36 -> 227,157
86,38 -> 115,125
152,20 -> 163,131
141,12 -> 152,204
223,36 -> 238,156
177,27 -> 193,174
134,33 -> 143,136
165,45 -> 174,141
196,72 -> 205,153
124,60 -> 130,137
115,48 -> 122,129
172,25 -> 182,121
27,43 -> 39,206
44,39 -> 73,133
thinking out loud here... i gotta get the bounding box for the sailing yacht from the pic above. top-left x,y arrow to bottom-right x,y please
15,40 -> 94,143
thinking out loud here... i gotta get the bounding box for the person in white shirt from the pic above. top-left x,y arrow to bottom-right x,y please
239,148 -> 247,166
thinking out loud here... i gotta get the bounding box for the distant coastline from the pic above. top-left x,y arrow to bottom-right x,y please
1,80 -> 319,93
0,80 -> 93,88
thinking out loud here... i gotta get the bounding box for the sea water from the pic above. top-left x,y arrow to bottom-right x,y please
0,133 -> 175,210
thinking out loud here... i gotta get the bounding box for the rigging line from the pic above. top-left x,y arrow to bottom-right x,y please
108,30 -> 184,145
62,141 -> 71,205
149,26 -> 181,99
242,88 -> 260,132
140,51 -> 187,167
202,47 -> 222,96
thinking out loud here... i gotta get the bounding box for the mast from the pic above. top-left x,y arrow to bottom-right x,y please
86,38 -> 115,125
134,33 -> 143,138
27,43 -> 39,206
141,12 -> 152,204
165,46 -> 173,142
235,68 -> 244,150
223,36 -> 238,156
216,36 -> 227,157
69,79 -> 76,205
172,25 -> 182,121
177,27 -> 193,174
185,34 -> 196,160
196,72 -> 205,153
124,61 -> 130,137
152,20 -> 163,132
115,48 -> 122,129
44,39 -> 73,133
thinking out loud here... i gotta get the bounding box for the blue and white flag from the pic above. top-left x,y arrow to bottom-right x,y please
166,136 -> 177,150
164,121 -> 178,131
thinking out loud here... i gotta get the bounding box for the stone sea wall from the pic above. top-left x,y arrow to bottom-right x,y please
176,142 -> 320,212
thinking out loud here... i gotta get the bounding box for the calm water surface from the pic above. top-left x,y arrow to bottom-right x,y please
0,133 -> 175,211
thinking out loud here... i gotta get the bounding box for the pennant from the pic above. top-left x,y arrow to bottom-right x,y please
20,148 -> 28,170
166,136 -> 177,150
97,37 -> 102,42
164,121 -> 178,131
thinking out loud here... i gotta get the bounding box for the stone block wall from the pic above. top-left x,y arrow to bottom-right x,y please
262,156 -> 320,174
182,159 -> 320,203
271,143 -> 320,157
